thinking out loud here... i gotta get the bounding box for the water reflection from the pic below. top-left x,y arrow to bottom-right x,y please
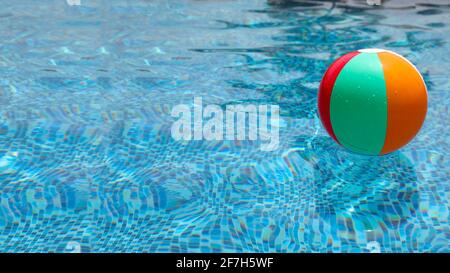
295,136 -> 419,225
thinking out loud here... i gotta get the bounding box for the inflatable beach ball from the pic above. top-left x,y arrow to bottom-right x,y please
318,49 -> 427,155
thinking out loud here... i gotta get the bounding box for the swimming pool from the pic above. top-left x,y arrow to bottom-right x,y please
0,0 -> 448,252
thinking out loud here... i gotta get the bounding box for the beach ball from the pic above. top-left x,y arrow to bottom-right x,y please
318,49 -> 427,155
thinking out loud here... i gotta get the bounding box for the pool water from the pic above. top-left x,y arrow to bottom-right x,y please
0,0 -> 448,252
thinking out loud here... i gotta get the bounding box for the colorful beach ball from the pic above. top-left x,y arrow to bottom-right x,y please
318,49 -> 427,155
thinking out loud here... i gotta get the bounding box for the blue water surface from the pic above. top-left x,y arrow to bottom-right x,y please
0,0 -> 448,252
